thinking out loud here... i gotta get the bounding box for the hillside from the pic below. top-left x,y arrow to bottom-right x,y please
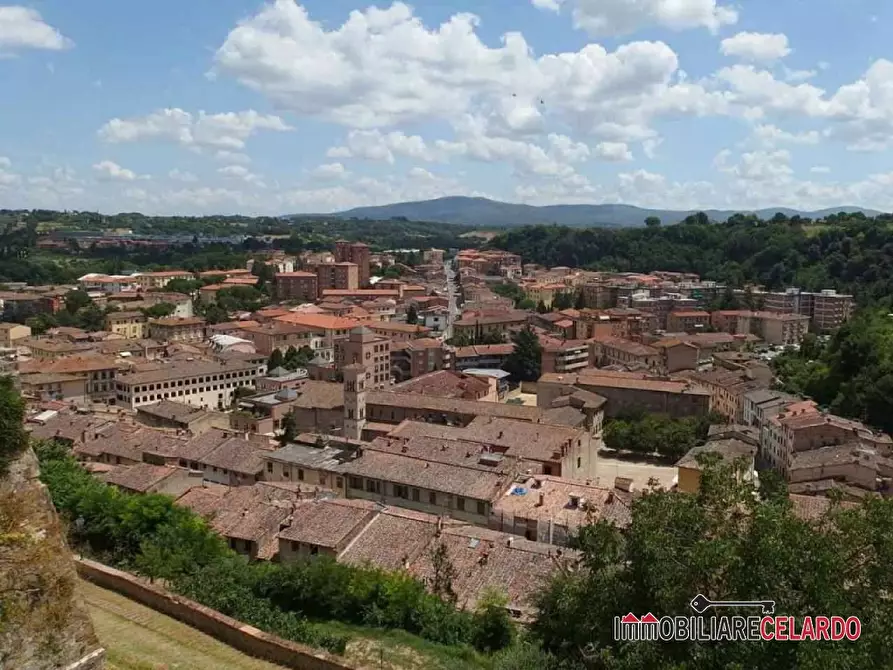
334,196 -> 882,228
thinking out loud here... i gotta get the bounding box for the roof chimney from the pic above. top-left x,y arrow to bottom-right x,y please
537,492 -> 545,507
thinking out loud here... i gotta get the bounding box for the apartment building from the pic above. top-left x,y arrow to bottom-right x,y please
334,326 -> 392,388
274,272 -> 318,303
105,311 -> 147,339
78,273 -> 141,293
630,294 -> 700,329
650,338 -> 700,374
589,335 -> 660,371
114,359 -> 262,410
685,369 -> 767,423
147,317 -> 206,343
0,322 -> 30,348
742,287 -> 855,334
541,339 -> 591,374
451,344 -> 513,371
452,310 -> 529,342
666,310 -> 710,333
239,321 -> 320,356
711,310 -> 810,346
362,321 -> 431,342
334,240 -> 371,287
19,355 -> 121,402
390,338 -> 451,381
133,270 -> 193,291
316,261 -> 359,295
273,313 -> 358,362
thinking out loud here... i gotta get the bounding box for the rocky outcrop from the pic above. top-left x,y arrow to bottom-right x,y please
0,448 -> 104,669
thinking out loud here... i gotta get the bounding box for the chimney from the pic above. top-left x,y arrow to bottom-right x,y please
537,492 -> 545,507
568,493 -> 581,508
498,430 -> 503,439
506,536 -> 514,547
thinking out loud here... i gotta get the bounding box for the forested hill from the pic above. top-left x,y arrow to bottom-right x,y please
489,211 -> 893,306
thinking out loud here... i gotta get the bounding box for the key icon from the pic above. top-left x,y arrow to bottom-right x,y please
690,593 -> 775,615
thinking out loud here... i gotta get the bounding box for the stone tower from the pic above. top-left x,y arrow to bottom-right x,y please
343,363 -> 367,440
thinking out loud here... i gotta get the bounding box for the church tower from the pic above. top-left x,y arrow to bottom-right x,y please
343,363 -> 367,440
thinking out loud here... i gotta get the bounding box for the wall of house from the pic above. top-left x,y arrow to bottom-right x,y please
676,467 -> 701,493
344,477 -> 490,526
76,559 -> 359,670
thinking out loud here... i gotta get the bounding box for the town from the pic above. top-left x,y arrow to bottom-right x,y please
3,235 -> 880,629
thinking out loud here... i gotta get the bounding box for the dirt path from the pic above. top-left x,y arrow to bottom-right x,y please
79,579 -> 286,670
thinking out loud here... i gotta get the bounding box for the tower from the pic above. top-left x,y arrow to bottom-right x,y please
343,363 -> 367,440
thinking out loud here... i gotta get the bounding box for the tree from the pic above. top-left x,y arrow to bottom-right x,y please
536,300 -> 549,314
64,289 -> 92,314
645,216 -> 661,228
202,304 -> 229,324
279,411 -> 298,447
230,386 -> 255,407
0,375 -> 27,473
471,589 -> 516,652
552,292 -> 574,311
268,348 -> 284,370
574,290 -> 586,310
429,540 -> 458,605
141,302 -> 176,319
406,304 -> 419,325
504,326 -> 542,382
531,459 -> 893,668
164,278 -> 203,295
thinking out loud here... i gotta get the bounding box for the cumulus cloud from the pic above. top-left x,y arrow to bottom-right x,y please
217,164 -> 265,187
561,0 -> 737,36
92,160 -> 139,182
720,32 -> 791,63
98,108 -> 291,151
594,141 -> 633,162
168,169 -> 198,182
0,6 -> 72,53
311,162 -> 349,179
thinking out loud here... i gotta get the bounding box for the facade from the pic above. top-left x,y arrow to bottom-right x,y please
452,310 -> 529,341
0,322 -> 31,348
541,340 -> 591,374
240,321 -> 320,357
274,272 -> 318,302
114,359 -> 263,410
335,326 -> 392,388
19,356 -> 120,403
134,270 -> 193,290
452,344 -> 513,371
316,262 -> 359,295
666,310 -> 710,333
745,287 -> 855,334
711,310 -> 810,346
334,240 -> 371,288
148,317 -> 206,343
343,364 -> 368,440
105,311 -> 147,339
390,338 -> 451,382
589,335 -> 660,371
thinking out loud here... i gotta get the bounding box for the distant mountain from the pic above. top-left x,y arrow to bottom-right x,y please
332,196 -> 883,228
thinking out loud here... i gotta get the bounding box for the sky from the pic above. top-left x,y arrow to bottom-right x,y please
2,0 -> 893,216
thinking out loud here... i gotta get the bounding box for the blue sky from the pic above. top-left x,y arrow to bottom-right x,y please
2,0 -> 893,215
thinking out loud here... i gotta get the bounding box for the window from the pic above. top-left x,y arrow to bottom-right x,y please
349,476 -> 363,489
394,484 -> 409,499
310,545 -> 319,556
477,501 -> 486,515
412,488 -> 420,502
577,457 -> 582,469
457,496 -> 465,511
266,462 -> 273,473
336,477 -> 343,488
366,479 -> 378,493
291,541 -> 299,552
298,469 -> 305,481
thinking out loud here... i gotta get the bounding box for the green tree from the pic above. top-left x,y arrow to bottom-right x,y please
406,304 -> 419,325
279,411 -> 298,447
573,290 -> 586,310
504,326 -> 542,382
532,459 -> 893,668
141,302 -> 176,319
268,348 -> 284,370
0,376 -> 27,473
163,278 -> 203,295
645,216 -> 661,228
471,589 -> 516,652
536,300 -> 549,314
64,289 -> 93,314
429,540 -> 458,606
552,292 -> 574,311
202,304 -> 229,324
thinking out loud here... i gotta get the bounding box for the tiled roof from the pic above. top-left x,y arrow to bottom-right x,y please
391,370 -> 490,400
136,400 -> 207,423
339,508 -> 438,570
201,436 -> 270,475
103,463 -> 184,493
274,313 -> 359,330
279,499 -> 377,548
367,390 -> 545,421
675,439 -> 757,470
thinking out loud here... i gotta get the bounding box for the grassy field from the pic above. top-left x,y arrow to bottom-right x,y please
80,579 -> 492,670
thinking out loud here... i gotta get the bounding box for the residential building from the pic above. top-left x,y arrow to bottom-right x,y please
78,273 -> 141,293
334,326 -> 391,388
651,339 -> 699,374
21,338 -> 96,360
147,317 -> 206,343
135,400 -> 228,435
133,270 -> 193,291
423,248 -> 445,264
279,498 -> 378,560
390,338 -> 451,382
452,310 -> 529,342
334,240 -> 371,287
19,372 -> 88,401
589,335 -> 660,371
239,321 -> 320,357
742,287 -> 855,334
451,344 -> 513,371
361,321 -> 431,342
19,355 -> 121,403
274,272 -> 318,302
675,438 -> 757,493
103,463 -> 200,497
787,443 -> 893,494
105,311 -> 147,339
256,367 -> 309,393
666,310 -> 710,333
114,358 -> 262,410
538,369 -> 711,419
0,322 -> 30,348
684,369 -> 768,422
541,339 -> 591,375
391,370 -> 494,402
316,262 -> 359,295
711,310 -> 810,346
273,313 -> 358,362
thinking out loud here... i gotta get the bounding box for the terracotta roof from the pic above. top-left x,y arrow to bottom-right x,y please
201,436 -> 270,475
103,463 -> 186,493
279,499 -> 377,548
149,317 -> 206,327
339,507 -> 438,570
274,313 -> 359,330
452,344 -> 514,358
675,439 -> 757,470
391,370 -> 490,400
136,400 -> 208,424
789,494 -> 859,521
367,390 -> 546,421
592,335 -> 658,357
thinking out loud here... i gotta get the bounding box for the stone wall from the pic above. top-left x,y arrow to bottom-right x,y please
0,448 -> 105,669
76,558 -> 366,670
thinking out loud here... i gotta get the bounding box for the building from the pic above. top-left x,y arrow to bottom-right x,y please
589,335 -> 660,371
273,313 -> 358,362
452,310 -> 529,342
787,443 -> 893,495
316,262 -> 359,295
744,287 -> 855,334
651,339 -> 699,374
256,366 -> 309,393
390,338 -> 451,382
452,344 -> 514,371
0,322 -> 30,348
334,240 -> 371,288
675,438 -> 757,493
147,317 -> 206,343
279,498 -> 378,560
19,372 -> 88,401
135,399 -> 228,435
274,272 -> 318,303
105,311 -> 147,339
19,356 -> 121,403
133,270 -> 193,291
239,321 -> 320,357
114,358 -> 263,410
541,340 -> 591,375
684,369 -> 768,423
711,310 -> 810,346
538,370 -> 711,419
335,326 -> 391,389
391,370 -> 495,402
666,310 -> 710,333
103,463 -> 200,497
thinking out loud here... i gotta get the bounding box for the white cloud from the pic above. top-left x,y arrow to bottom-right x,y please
217,164 -> 265,187
720,32 -> 791,63
215,150 -> 251,164
311,162 -> 349,179
564,0 -> 737,37
213,0 -> 717,141
327,130 -> 438,164
783,67 -> 817,83
594,141 -> 633,162
643,138 -> 663,159
0,6 -> 72,53
531,0 -> 563,12
810,166 -> 831,174
92,160 -> 138,182
98,108 -> 291,151
752,124 -> 820,147
168,169 -> 198,182
0,157 -> 10,168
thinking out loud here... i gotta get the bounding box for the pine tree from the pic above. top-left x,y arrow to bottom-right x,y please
406,304 -> 419,324
268,348 -> 284,370
504,326 -> 543,382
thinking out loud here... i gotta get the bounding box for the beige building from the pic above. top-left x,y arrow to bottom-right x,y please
589,335 -> 660,371
114,358 -> 263,410
711,310 -> 810,346
335,326 -> 392,388
134,270 -> 193,290
675,438 -> 757,493
19,355 -> 121,403
148,316 -> 206,343
0,322 -> 30,348
106,311 -> 147,339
